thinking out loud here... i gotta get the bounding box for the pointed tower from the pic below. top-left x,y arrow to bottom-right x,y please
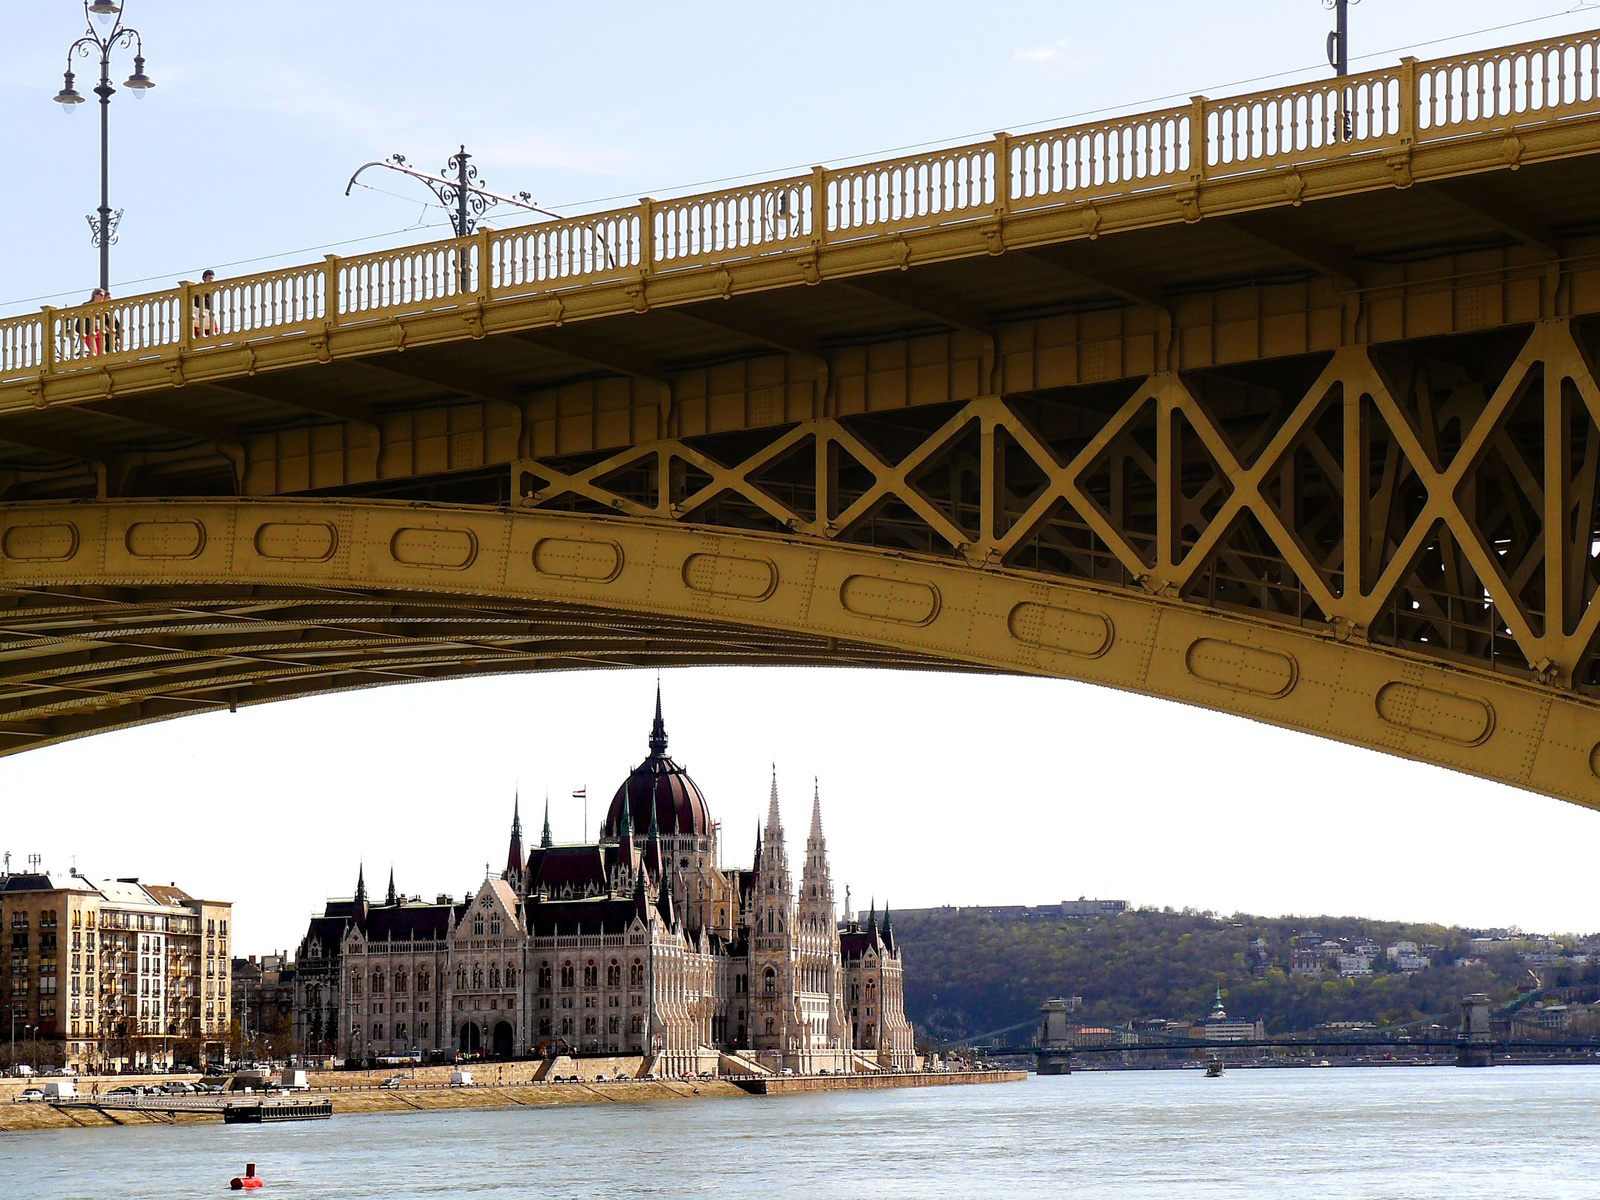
796,778 -> 844,1065
644,799 -> 663,882
751,768 -> 795,1060
385,867 -> 398,907
354,863 -> 368,914
616,787 -> 638,886
540,798 -> 553,849
800,780 -> 835,919
505,795 -> 526,893
882,901 -> 895,954
649,678 -> 668,756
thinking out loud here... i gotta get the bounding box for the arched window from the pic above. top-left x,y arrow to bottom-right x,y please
765,1018 -> 775,1035
371,971 -> 384,994
350,970 -> 362,995
560,962 -> 574,989
421,1021 -> 430,1040
394,971 -> 408,994
583,961 -> 598,988
418,969 -> 430,993
606,961 -> 621,987
473,914 -> 484,936
456,967 -> 467,990
373,1023 -> 384,1040
766,911 -> 773,934
397,1022 -> 408,1042
538,962 -> 553,989
763,968 -> 776,995
472,965 -> 484,990
505,965 -> 517,988
490,965 -> 501,990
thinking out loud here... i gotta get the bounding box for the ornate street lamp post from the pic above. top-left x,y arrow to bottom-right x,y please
52,0 -> 156,293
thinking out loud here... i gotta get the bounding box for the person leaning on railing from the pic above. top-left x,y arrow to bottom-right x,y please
184,269 -> 219,338
72,288 -> 123,357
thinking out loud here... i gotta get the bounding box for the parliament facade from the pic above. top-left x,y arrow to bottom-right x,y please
293,695 -> 914,1076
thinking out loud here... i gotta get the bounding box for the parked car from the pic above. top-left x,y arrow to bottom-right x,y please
195,1083 -> 225,1095
107,1085 -> 143,1096
160,1082 -> 195,1095
17,1089 -> 44,1103
380,1076 -> 404,1090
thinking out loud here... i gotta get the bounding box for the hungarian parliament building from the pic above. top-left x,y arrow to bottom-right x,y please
292,693 -> 915,1076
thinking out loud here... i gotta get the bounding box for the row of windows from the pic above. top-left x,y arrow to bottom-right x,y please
365,1020 -> 428,1042
537,1014 -> 644,1037
534,959 -> 645,990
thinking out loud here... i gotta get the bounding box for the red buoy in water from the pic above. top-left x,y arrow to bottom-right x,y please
229,1162 -> 264,1190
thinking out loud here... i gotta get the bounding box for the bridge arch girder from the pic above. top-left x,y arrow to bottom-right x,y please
0,499 -> 1596,808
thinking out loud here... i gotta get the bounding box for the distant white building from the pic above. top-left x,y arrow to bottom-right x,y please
1386,942 -> 1430,973
1337,954 -> 1374,977
1203,988 -> 1265,1042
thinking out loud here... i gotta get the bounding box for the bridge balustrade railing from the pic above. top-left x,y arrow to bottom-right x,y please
825,144 -> 998,240
491,210 -> 642,293
1418,34 -> 1600,129
5,30 -> 1600,391
197,262 -> 328,341
1009,106 -> 1193,206
1202,67 -> 1406,173
337,242 -> 469,320
652,175 -> 814,269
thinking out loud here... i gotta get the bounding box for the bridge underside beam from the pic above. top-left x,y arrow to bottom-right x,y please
0,498 -> 1595,808
0,583 -> 958,749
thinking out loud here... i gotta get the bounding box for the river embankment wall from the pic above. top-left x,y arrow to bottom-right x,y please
0,1069 -> 1023,1132
737,1069 -> 1025,1094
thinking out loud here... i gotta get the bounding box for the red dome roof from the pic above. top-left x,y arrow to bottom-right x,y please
601,692 -> 713,839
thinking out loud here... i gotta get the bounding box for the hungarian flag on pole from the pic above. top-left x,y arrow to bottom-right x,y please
572,787 -> 586,799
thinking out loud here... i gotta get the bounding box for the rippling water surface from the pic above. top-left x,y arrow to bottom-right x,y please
6,1067 -> 1600,1198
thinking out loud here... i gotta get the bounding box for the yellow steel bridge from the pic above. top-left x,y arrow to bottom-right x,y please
3,32 -> 1600,806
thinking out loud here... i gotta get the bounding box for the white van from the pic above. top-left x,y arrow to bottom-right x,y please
449,1070 -> 473,1087
43,1080 -> 77,1100
279,1070 -> 309,1091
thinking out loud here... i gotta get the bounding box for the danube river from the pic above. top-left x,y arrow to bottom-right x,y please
7,1067 -> 1600,1198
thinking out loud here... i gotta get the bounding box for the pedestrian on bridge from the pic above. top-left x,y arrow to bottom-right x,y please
74,288 -> 121,357
191,269 -> 218,338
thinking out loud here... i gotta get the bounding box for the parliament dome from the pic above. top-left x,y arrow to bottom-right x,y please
601,691 -> 713,839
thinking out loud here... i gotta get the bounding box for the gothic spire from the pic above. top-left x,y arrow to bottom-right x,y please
882,900 -> 894,952
764,765 -> 783,841
540,797 -> 552,849
354,862 -> 367,907
809,777 -> 824,842
385,867 -> 398,907
752,820 -> 762,870
649,678 -> 668,756
505,793 -> 526,879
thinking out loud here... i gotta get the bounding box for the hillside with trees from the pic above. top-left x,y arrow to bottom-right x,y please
894,907 -> 1587,1043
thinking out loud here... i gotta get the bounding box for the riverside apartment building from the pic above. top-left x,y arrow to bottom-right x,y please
2,865 -> 232,1073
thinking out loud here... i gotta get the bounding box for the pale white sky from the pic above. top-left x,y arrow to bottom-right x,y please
3,2 -> 1600,951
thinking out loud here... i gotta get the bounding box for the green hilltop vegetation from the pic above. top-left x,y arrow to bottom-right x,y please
894,907 -> 1581,1043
